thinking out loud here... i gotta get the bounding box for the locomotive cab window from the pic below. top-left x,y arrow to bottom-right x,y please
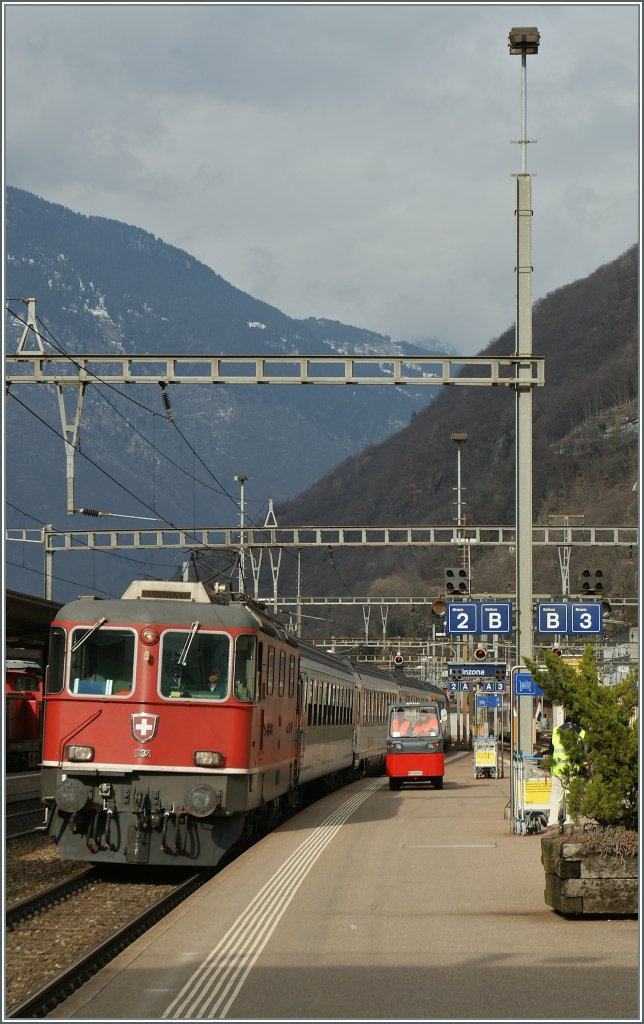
69,626 -> 136,697
46,627 -> 66,694
234,634 -> 256,701
160,630 -> 230,700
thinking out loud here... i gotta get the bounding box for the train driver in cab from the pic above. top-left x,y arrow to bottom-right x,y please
205,667 -> 226,699
391,710 -> 411,736
413,711 -> 439,736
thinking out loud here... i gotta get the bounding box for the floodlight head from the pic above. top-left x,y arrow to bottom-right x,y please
508,27 -> 540,55
450,432 -> 468,443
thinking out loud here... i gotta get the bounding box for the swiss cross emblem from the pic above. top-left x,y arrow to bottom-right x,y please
131,712 -> 159,743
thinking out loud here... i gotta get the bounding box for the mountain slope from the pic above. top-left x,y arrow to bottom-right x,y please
5,186 -> 454,601
273,245 -> 638,626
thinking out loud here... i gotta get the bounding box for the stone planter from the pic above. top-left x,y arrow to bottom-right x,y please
541,834 -> 638,916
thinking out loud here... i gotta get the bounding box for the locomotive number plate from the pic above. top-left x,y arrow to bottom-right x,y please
134,748 -> 151,758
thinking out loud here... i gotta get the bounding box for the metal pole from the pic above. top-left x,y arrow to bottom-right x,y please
44,525 -> 54,601
234,474 -> 247,593
509,25 -> 540,831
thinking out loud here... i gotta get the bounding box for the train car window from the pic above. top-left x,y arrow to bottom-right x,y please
46,627 -> 66,694
234,635 -> 256,701
69,627 -> 136,697
313,679 -> 320,726
288,654 -> 296,697
257,641 -> 265,700
306,678 -> 313,726
267,646 -> 275,695
160,630 -> 230,700
278,650 -> 286,697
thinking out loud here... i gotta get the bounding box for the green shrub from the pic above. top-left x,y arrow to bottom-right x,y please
525,645 -> 638,830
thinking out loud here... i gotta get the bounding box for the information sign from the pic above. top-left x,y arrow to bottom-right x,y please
536,601 -> 603,635
513,671 -> 543,697
446,602 -> 478,634
479,601 -> 512,634
446,600 -> 513,635
448,680 -> 472,692
570,602 -> 602,635
448,664 -> 507,679
475,694 -> 503,709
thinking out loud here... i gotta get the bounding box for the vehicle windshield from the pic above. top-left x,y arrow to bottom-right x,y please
160,630 -> 231,700
389,706 -> 440,737
69,627 -> 136,696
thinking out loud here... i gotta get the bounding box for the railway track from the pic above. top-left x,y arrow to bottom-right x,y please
5,803 -> 47,839
5,866 -> 214,1017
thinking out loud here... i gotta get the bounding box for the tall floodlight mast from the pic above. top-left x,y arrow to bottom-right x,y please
509,26 -> 539,832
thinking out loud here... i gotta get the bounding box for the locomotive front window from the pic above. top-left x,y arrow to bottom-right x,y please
390,706 -> 440,737
159,630 -> 231,699
69,627 -> 136,696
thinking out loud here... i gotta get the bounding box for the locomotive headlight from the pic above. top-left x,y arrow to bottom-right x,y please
65,744 -> 94,762
141,627 -> 158,645
194,750 -> 225,768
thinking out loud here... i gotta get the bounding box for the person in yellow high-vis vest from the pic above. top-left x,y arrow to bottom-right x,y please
547,717 -> 585,828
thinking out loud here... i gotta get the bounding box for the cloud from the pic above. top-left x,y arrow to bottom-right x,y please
4,3 -> 639,353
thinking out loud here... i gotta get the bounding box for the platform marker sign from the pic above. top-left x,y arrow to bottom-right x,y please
446,601 -> 513,635
536,601 -> 602,635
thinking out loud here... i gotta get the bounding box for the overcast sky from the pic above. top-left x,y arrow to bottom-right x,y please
3,2 -> 640,355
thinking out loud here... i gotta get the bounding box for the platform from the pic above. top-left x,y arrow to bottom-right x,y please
49,749 -> 639,1021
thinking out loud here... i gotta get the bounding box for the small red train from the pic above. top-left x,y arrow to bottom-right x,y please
5,658 -> 44,771
385,699 -> 448,790
40,580 -> 449,868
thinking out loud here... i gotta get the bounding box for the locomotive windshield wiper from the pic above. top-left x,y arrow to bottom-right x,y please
177,621 -> 200,665
71,616 -> 108,653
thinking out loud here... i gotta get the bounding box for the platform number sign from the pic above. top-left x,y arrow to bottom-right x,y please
536,602 -> 602,636
446,602 -> 478,634
446,601 -> 512,635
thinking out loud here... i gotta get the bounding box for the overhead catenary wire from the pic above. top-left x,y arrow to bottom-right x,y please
5,304 -> 354,605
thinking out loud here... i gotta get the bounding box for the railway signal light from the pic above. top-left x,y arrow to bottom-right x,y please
474,646 -> 487,661
581,568 -> 604,594
552,646 -> 562,657
394,652 -> 404,666
445,567 -> 469,594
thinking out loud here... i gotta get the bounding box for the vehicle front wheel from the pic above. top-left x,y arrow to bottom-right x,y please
389,778 -> 402,791
432,777 -> 444,790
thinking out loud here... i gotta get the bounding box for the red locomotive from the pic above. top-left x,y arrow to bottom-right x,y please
41,580 -> 447,867
5,658 -> 44,771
